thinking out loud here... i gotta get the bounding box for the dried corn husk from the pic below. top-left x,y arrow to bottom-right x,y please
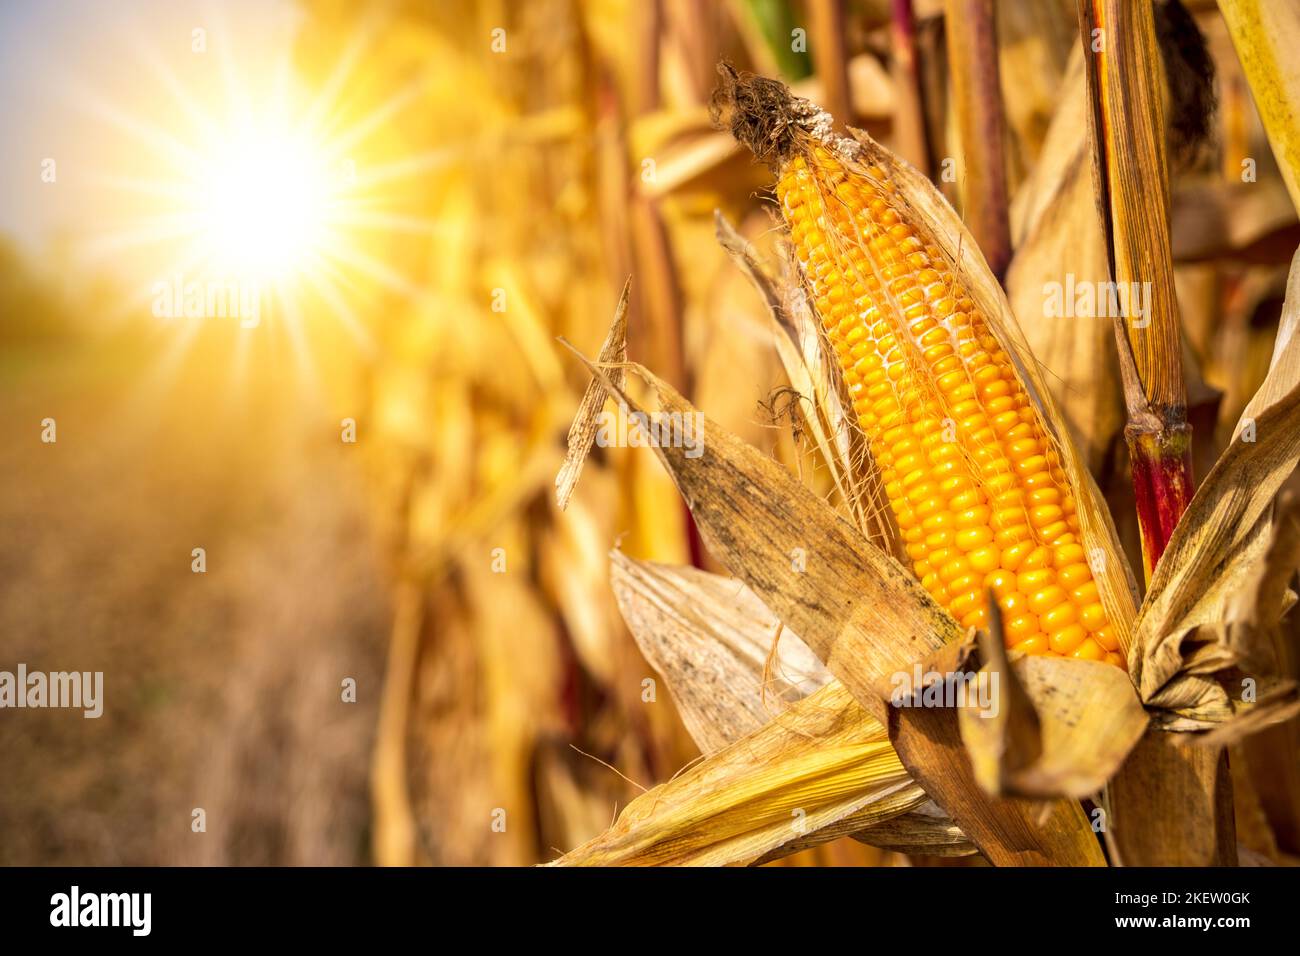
552,679 -> 917,866
611,553 -> 834,750
957,626 -> 1147,799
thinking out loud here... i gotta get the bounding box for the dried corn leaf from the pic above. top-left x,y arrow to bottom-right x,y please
1133,249 -> 1300,724
958,644 -> 1149,799
1225,492 -> 1300,660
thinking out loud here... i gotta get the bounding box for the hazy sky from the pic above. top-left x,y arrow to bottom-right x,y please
0,0 -> 297,252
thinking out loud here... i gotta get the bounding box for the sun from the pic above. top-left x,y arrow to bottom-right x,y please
75,19 -> 445,388
193,122 -> 334,281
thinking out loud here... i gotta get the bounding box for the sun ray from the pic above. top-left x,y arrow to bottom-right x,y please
274,285 -> 325,406
67,83 -> 205,175
318,74 -> 430,165
317,241 -> 424,300
297,16 -> 381,137
95,242 -> 216,332
206,0 -> 253,126
122,28 -> 222,146
80,214 -> 207,262
303,264 -> 377,357
81,172 -> 197,204
327,209 -> 445,237
351,148 -> 459,191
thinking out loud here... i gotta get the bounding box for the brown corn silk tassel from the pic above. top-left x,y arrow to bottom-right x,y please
711,65 -> 1122,667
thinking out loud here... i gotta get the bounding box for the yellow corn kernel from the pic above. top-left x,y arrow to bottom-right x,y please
1048,624 -> 1088,655
967,546 -> 1001,574
1004,613 -> 1041,644
1058,562 -> 1094,589
1093,627 -> 1120,652
1079,603 -> 1109,632
1012,634 -> 1050,656
1071,638 -> 1106,662
1040,601 -> 1079,634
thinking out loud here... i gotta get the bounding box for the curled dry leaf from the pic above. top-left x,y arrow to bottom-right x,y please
958,641 -> 1149,799
1181,492 -> 1300,748
1224,492 -> 1300,672
1132,250 -> 1300,726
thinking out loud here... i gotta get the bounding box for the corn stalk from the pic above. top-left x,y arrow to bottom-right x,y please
1075,0 -> 1232,866
1076,0 -> 1194,583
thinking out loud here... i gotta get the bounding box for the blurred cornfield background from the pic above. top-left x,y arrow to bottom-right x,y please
1,0 -> 1298,865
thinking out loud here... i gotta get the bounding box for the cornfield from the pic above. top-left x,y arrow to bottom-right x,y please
4,0 -> 1300,876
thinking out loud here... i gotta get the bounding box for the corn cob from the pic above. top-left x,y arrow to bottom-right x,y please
713,68 -> 1122,667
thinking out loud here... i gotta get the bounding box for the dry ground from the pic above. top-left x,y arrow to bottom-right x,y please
0,329 -> 390,865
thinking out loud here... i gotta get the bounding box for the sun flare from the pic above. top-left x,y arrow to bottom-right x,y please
75,21 -> 443,384
192,123 -> 334,281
